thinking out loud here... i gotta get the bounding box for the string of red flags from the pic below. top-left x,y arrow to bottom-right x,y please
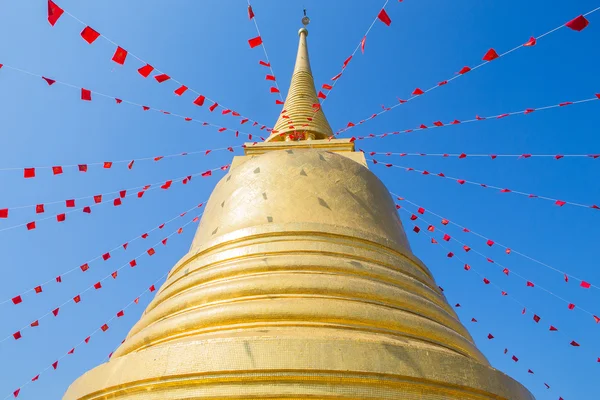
364,151 -> 600,159
246,0 -> 284,103
319,0 -> 393,103
0,202 -> 204,309
0,144 -> 242,177
452,301 -> 559,396
0,63 -> 263,140
394,195 -> 600,327
349,94 -> 600,142
393,195 -> 600,293
336,7 -> 600,136
402,212 -> 592,362
5,232 -> 199,400
0,165 -> 228,233
46,1 -> 271,131
369,158 -> 599,211
2,211 -> 202,349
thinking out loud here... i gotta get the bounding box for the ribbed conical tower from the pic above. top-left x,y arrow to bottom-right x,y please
268,27 -> 333,141
64,19 -> 534,400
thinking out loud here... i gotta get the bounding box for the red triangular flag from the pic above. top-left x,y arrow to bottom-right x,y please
80,26 -> 100,44
377,8 -> 392,26
248,5 -> 255,19
482,48 -> 499,61
111,46 -> 128,65
248,36 -> 263,48
565,15 -> 589,31
174,85 -> 188,96
81,88 -> 92,101
138,64 -> 154,77
523,36 -> 537,46
42,76 -> 56,86
154,74 -> 170,83
361,36 -> 366,54
47,0 -> 64,26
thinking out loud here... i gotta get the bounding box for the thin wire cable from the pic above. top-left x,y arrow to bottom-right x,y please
391,193 -> 600,292
247,0 -> 284,103
0,64 -> 258,140
0,212 -> 201,346
395,199 -> 599,323
336,7 -> 600,136
59,8 -> 270,129
0,201 -> 204,307
369,158 -> 598,210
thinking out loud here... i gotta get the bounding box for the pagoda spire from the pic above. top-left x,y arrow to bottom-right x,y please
267,13 -> 333,142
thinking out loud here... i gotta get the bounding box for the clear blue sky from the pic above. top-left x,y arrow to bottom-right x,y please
0,1 -> 598,398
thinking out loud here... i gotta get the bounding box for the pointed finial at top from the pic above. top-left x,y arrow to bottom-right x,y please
302,9 -> 310,28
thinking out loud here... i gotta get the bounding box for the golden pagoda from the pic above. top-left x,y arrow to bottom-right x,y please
64,18 -> 534,400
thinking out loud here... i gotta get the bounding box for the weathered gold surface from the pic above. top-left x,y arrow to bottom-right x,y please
268,28 -> 333,142
64,24 -> 534,400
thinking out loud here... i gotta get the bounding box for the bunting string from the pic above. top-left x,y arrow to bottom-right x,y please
46,1 -> 271,130
349,94 -> 600,142
369,158 -> 599,210
393,195 -> 600,292
319,0 -> 392,104
2,211 -> 202,348
246,1 -> 284,103
0,144 -> 242,176
394,196 -> 600,326
0,64 -> 262,140
0,164 -> 228,233
1,202 -> 204,309
403,214 -> 591,360
3,215 -> 201,400
364,151 -> 600,159
336,8 -> 599,136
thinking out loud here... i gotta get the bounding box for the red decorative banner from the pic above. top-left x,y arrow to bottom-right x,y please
370,158 -> 599,211
348,94 -> 599,142
403,215 -> 592,362
246,0 -> 284,104
0,165 -> 228,233
2,211 -> 202,348
1,202 -> 204,309
395,198 -> 600,326
335,8 -> 599,136
45,1 -> 271,130
0,63 -> 263,140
